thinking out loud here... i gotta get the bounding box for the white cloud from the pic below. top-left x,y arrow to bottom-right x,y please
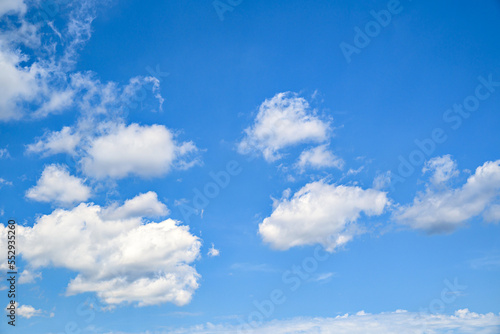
207,244 -> 220,257
19,270 -> 42,284
0,0 -> 26,17
0,148 -> 9,158
423,155 -> 459,186
16,193 -> 201,307
0,1 -> 164,121
238,92 -> 330,162
0,178 -> 12,188
27,126 -> 81,156
295,145 -> 344,171
25,76 -> 183,176
151,309 -> 500,334
18,304 -> 42,319
35,88 -> 76,118
5,303 -> 42,319
347,166 -> 364,176
259,180 -> 388,251
3,3 -> 194,182
81,123 -> 199,179
311,272 -> 335,282
26,164 -> 91,206
373,171 -> 392,190
101,191 -> 169,220
0,41 -> 39,120
395,159 -> 500,233
0,1 -> 89,121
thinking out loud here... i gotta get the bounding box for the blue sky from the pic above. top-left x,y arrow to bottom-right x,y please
1,0 -> 500,333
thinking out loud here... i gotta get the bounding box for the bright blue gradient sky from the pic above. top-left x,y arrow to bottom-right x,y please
0,0 -> 500,333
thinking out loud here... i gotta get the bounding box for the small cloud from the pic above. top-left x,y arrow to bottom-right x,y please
347,166 -> 364,176
423,154 -> 459,186
0,178 -> 13,188
295,145 -> 344,172
373,171 -> 391,190
310,272 -> 336,283
238,92 -> 330,162
19,270 -> 42,284
174,198 -> 189,206
0,148 -> 10,159
207,244 -> 220,257
5,303 -> 43,319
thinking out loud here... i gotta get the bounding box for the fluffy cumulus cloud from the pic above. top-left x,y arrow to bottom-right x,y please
295,145 -> 344,171
238,92 -> 330,162
146,309 -> 500,334
17,193 -> 201,307
5,303 -> 43,319
100,191 -> 169,220
395,158 -> 500,233
259,180 -> 388,251
28,122 -> 200,180
16,304 -> 42,319
26,164 -> 91,206
81,123 -> 199,179
423,155 -> 459,186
